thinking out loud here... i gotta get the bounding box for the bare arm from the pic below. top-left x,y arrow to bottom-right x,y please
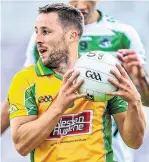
106,64 -> 146,149
11,104 -> 65,156
113,101 -> 145,149
1,99 -> 10,134
137,76 -> 149,106
10,70 -> 86,156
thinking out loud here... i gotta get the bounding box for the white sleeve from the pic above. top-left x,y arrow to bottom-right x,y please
24,33 -> 37,67
107,18 -> 146,64
123,25 -> 146,64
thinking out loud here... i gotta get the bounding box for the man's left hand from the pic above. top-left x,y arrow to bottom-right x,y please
106,63 -> 141,104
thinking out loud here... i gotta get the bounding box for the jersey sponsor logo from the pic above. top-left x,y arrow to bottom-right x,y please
9,105 -> 18,114
38,95 -> 53,103
85,70 -> 102,81
99,38 -> 112,48
47,110 -> 93,140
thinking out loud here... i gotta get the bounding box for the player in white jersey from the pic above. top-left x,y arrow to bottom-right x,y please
1,1 -> 148,162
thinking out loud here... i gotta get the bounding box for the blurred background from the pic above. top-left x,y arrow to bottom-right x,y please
1,0 -> 149,162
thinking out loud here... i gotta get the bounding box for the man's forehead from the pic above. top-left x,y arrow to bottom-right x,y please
35,13 -> 59,26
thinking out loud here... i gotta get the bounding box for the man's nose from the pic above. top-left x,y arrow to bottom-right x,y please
35,34 -> 44,44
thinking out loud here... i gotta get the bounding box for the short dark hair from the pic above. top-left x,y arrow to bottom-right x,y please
39,3 -> 84,38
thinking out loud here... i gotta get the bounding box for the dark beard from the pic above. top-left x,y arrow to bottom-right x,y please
44,48 -> 69,68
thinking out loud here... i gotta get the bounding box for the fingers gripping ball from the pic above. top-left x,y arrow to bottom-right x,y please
75,51 -> 120,102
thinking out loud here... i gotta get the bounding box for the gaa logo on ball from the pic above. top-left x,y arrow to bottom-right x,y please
85,70 -> 102,81
75,50 -> 120,102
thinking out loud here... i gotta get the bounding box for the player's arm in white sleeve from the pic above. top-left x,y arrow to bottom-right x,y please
122,25 -> 146,64
24,32 -> 37,67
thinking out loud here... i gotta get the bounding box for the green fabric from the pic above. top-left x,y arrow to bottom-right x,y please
102,97 -> 125,162
54,73 -> 63,80
34,62 -> 41,76
30,150 -> 35,162
97,10 -> 103,22
102,104 -> 114,162
24,83 -> 38,115
122,32 -> 131,49
112,31 -> 130,49
33,44 -> 40,62
107,96 -> 128,115
78,31 -> 130,55
35,58 -> 63,80
35,58 -> 54,76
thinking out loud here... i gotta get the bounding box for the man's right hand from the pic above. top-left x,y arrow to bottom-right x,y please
55,69 -> 87,112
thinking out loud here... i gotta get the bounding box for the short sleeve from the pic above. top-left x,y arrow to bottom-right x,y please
107,96 -> 128,115
8,72 -> 38,120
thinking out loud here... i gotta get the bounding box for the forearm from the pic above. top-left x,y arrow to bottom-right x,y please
1,114 -> 10,134
1,100 -> 10,134
129,66 -> 149,106
122,100 -> 146,148
140,89 -> 149,106
137,79 -> 149,106
13,104 -> 64,156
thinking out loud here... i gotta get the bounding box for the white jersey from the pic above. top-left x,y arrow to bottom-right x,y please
24,11 -> 146,162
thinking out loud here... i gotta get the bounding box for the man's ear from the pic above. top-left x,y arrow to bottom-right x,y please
66,30 -> 79,43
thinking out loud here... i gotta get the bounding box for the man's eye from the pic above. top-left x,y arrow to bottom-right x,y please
43,30 -> 50,35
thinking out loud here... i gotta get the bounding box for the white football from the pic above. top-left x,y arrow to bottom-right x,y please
75,51 -> 120,102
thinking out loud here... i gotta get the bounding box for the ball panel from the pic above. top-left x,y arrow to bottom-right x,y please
77,78 -> 114,102
77,51 -> 120,66
75,68 -> 118,92
75,50 -> 119,102
75,61 -> 120,79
